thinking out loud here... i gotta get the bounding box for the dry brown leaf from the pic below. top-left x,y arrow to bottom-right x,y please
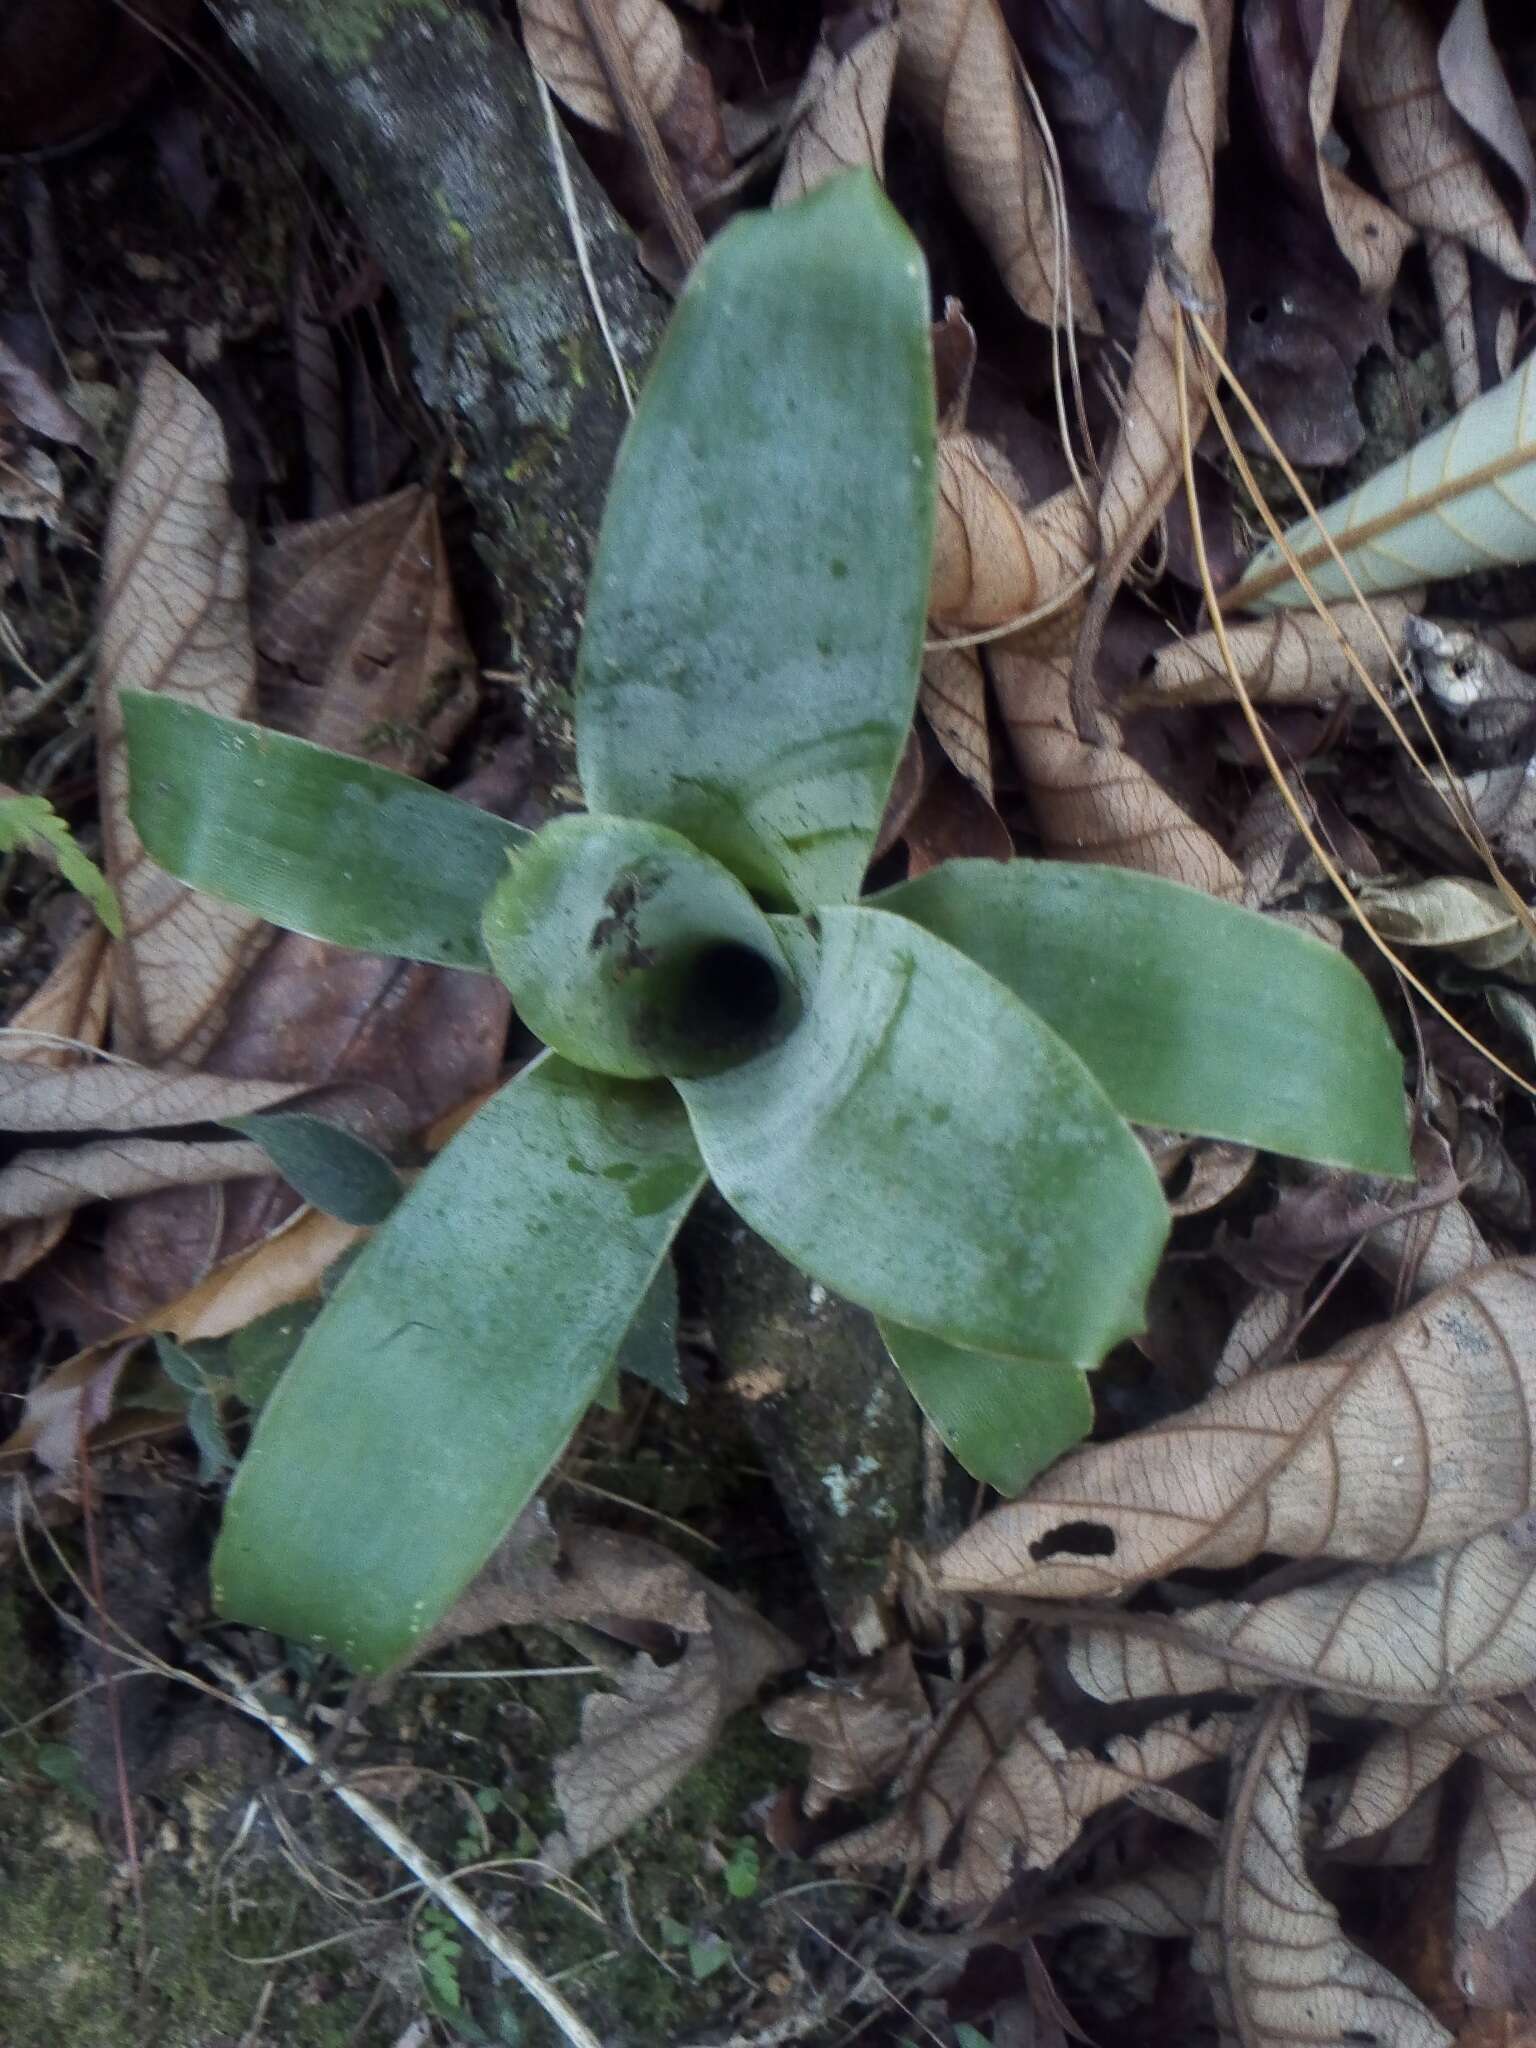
0,1062 -> 305,1132
548,1583 -> 798,1863
1325,1775 -> 1446,1868
1294,0 -> 1416,292
1213,1286 -> 1297,1386
764,1645 -> 930,1820
0,1135 -> 271,1223
1328,1725 -> 1466,1849
773,16 -> 898,209
930,437 -> 1096,633
993,635 -> 1244,895
1192,1694 -> 1452,2047
1127,599 -> 1416,710
1430,232 -> 1483,409
936,1261 -> 1536,1605
1066,1531 -> 1536,1710
1167,1139 -> 1256,1217
1091,0 -> 1226,591
412,1506 -> 709,1662
1035,1853 -> 1209,1940
519,0 -> 730,197
896,0 -> 1098,332
0,925 -> 110,1281
96,356 -> 271,1066
821,1636 -> 1039,1885
919,643 -> 993,801
252,488 -> 478,771
1341,0 -> 1535,289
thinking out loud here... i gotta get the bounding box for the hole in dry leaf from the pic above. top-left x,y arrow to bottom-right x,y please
1027,1520 -> 1116,1563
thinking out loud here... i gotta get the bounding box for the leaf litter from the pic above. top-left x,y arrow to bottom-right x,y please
18,1 -> 1536,2042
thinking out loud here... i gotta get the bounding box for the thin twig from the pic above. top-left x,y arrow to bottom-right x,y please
199,1652 -> 606,2048
572,0 -> 704,269
534,70 -> 636,416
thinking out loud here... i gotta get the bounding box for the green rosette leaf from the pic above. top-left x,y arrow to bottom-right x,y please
576,173 -> 935,910
212,1056 -> 706,1673
123,694 -> 525,968
879,860 -> 1411,1176
679,906 -> 1168,1369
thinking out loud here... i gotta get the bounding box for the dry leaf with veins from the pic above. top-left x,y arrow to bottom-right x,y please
1341,0 -> 1535,289
252,487 -> 477,771
1066,1530 -> 1536,1710
765,1644 -> 931,1818
993,633 -> 1244,896
0,925 -> 109,1282
519,0 -> 730,198
1035,1851 -> 1210,1941
929,434 -> 1095,632
1091,0 -> 1226,592
1192,1694 -> 1452,2047
549,1583 -> 797,1863
896,0 -> 1098,332
773,15 -> 898,209
1126,598 -> 1416,710
919,643 -> 993,801
938,1261 -> 1536,1604
96,356 -> 272,1067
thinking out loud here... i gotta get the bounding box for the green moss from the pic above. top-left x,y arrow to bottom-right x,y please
277,0 -> 455,74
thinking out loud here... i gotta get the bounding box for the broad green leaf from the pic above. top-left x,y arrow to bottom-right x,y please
482,814 -> 799,1079
577,172 -> 935,911
122,694 -> 526,968
212,1056 -> 706,1672
224,1111 -> 403,1225
0,793 -> 122,935
614,1256 -> 687,1404
679,907 -> 1168,1368
1233,353 -> 1536,610
879,861 -> 1411,1177
878,1321 -> 1094,1496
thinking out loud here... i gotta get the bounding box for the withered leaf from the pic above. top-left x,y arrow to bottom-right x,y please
252,488 -> 478,771
1192,1694 -> 1452,2047
0,1062 -> 305,1132
520,0 -> 730,199
993,633 -> 1244,896
0,1135 -> 271,1224
774,16 -> 898,209
936,1262 -> 1536,1604
896,0 -> 1099,332
1128,600 -> 1416,710
919,643 -> 993,802
1035,1853 -> 1209,1941
96,356 -> 271,1066
930,436 -> 1096,633
549,1584 -> 798,1863
1066,1531 -> 1536,1710
764,1644 -> 931,1819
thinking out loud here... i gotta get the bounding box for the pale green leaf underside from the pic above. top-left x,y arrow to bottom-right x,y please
1233,353 -> 1536,609
212,1056 -> 706,1672
878,861 -> 1411,1177
576,172 -> 936,911
122,694 -> 526,969
879,1320 -> 1094,1496
679,906 -> 1168,1368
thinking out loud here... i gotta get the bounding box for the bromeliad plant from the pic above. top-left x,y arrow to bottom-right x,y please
122,175 -> 1410,1674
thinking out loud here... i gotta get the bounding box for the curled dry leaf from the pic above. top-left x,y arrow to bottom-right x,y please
0,1135 -> 271,1224
919,643 -> 993,801
819,1636 -> 1235,1913
96,356 -> 271,1066
1356,875 -> 1536,981
896,0 -> 1098,332
1408,617 -> 1536,770
1341,0 -> 1534,289
1092,0 -> 1226,588
1192,1694 -> 1452,2048
929,434 -> 1096,632
549,1583 -> 799,1863
1035,1852 -> 1209,1940
764,1643 -> 931,1818
519,0 -> 730,198
773,15 -> 898,209
1065,1529 -> 1536,1710
1166,1139 -> 1256,1217
1127,598 -> 1416,709
993,633 -> 1244,896
0,925 -> 109,1281
252,487 -> 478,771
0,1062 -> 306,1133
935,1261 -> 1536,1603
